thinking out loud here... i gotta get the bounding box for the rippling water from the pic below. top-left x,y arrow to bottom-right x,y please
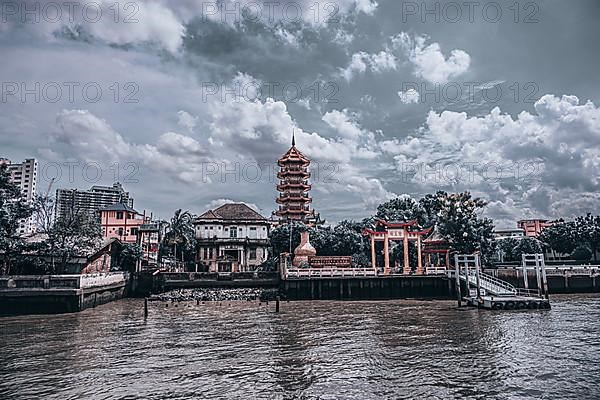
1,295 -> 599,399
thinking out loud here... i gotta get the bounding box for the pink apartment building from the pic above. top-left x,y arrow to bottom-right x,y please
99,203 -> 145,244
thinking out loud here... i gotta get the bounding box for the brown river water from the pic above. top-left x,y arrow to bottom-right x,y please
1,295 -> 599,399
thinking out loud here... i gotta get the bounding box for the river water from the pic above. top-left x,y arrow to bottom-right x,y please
1,295 -> 599,400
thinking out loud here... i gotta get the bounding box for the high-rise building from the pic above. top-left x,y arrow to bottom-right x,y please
274,134 -> 320,224
55,182 -> 133,220
0,158 -> 38,235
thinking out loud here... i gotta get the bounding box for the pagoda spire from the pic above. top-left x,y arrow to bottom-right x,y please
292,129 -> 295,147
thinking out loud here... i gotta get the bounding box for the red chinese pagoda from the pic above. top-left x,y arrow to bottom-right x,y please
275,133 -> 319,224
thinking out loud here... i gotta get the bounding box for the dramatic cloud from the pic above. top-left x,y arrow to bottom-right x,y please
341,50 -> 397,80
394,33 -> 471,84
53,109 -> 212,183
383,94 -> 600,222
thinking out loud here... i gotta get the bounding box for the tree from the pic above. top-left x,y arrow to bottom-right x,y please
163,209 -> 196,265
497,237 -> 519,262
539,221 -> 578,255
419,191 -> 496,263
573,214 -> 600,261
571,246 -> 592,261
115,243 -> 143,271
0,164 -> 33,274
376,195 -> 426,225
43,205 -> 103,273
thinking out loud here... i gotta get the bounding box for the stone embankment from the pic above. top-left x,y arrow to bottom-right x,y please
150,288 -> 279,302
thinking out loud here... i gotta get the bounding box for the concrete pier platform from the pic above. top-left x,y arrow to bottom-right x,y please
465,295 -> 551,310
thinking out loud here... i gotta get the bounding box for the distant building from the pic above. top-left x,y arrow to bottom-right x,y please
517,219 -> 554,237
55,182 -> 133,220
194,203 -> 270,273
493,228 -> 525,240
274,134 -> 321,225
99,203 -> 145,244
138,220 -> 168,269
0,158 -> 38,235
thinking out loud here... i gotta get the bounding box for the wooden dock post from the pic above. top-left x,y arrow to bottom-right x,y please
144,297 -> 148,318
454,255 -> 461,307
275,296 -> 280,313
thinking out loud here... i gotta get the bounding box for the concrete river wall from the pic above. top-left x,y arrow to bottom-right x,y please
280,276 -> 455,300
0,272 -> 129,315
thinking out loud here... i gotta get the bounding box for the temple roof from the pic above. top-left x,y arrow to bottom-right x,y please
197,203 -> 267,221
375,219 -> 417,227
278,145 -> 310,165
423,225 -> 448,243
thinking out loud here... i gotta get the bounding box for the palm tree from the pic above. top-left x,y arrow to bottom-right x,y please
163,209 -> 195,268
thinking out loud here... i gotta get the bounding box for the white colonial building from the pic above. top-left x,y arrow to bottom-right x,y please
194,203 -> 270,273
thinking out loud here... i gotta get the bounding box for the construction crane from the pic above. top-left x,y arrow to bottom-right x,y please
44,177 -> 55,198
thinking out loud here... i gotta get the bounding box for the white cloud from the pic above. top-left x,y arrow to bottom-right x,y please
322,109 -> 363,139
384,94 -> 600,219
398,89 -> 420,104
354,0 -> 378,14
10,0 -> 185,52
54,109 -> 212,183
341,50 -> 397,81
394,33 -> 471,84
177,111 -> 198,133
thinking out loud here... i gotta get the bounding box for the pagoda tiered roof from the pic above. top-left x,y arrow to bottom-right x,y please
277,146 -> 310,166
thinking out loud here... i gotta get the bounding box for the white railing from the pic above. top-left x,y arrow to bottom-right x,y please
285,268 -> 377,279
425,266 -> 447,275
451,269 -> 517,296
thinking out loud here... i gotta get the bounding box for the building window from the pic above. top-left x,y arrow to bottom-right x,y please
203,248 -> 208,259
116,211 -> 124,220
131,228 -> 138,236
118,228 -> 124,236
249,248 -> 257,260
230,227 -> 237,238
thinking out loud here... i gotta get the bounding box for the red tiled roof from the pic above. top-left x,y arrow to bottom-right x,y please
197,203 -> 266,221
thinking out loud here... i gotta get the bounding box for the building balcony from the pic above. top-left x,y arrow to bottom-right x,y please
197,237 -> 270,246
277,169 -> 310,179
277,181 -> 311,191
276,194 -> 312,204
277,205 -> 311,212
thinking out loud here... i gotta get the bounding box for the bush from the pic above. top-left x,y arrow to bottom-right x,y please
571,246 -> 592,261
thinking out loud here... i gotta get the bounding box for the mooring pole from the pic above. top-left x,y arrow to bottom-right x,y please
275,295 -> 280,313
522,254 -> 529,289
540,255 -> 549,300
144,297 -> 148,318
454,255 -> 461,307
475,255 -> 482,301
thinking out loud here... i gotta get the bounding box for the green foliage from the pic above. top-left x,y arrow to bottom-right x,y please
269,220 -> 366,259
376,196 -> 425,225
539,221 -> 578,255
498,237 -> 543,262
115,243 -> 143,271
43,207 -> 103,273
571,246 -> 592,261
374,191 -> 497,263
162,209 -> 197,262
0,164 -> 33,274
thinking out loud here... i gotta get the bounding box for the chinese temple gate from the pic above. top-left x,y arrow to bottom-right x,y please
363,220 -> 432,275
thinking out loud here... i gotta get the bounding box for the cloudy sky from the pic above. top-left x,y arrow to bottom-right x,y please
1,0 -> 599,227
